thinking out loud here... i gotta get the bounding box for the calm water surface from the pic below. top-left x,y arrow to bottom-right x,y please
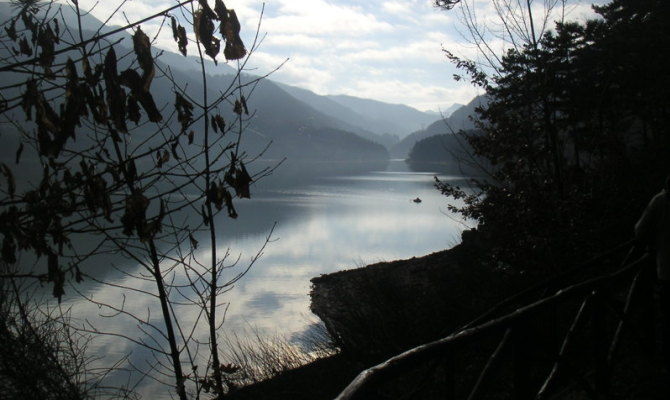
64,160 -> 470,396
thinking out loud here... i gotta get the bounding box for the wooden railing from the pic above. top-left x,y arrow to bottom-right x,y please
335,246 -> 654,400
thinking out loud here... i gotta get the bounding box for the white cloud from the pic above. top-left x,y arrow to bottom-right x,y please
382,1 -> 408,15
247,52 -> 334,93
66,0 -> 607,112
265,34 -> 327,49
348,38 -> 454,63
258,0 -> 393,36
346,78 -> 481,111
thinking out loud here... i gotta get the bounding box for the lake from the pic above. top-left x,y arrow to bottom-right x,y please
60,160 -> 470,397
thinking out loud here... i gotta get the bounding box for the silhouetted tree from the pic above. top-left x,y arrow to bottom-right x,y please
436,0 -> 670,272
0,0 -> 277,398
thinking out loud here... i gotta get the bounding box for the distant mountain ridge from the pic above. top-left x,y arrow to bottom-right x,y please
274,83 -> 399,148
391,95 -> 487,158
325,94 -> 439,139
0,1 -> 480,180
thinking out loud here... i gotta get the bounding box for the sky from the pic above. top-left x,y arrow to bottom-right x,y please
73,0 -> 603,112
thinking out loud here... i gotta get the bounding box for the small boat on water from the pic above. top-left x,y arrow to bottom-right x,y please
412,197 -> 422,203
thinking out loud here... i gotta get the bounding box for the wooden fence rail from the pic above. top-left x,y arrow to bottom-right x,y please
335,248 -> 653,400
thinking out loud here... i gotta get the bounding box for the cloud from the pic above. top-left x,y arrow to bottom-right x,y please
247,52 -> 334,93
258,0 -> 393,36
345,78 -> 481,111
348,38 -> 454,63
382,1 -> 410,15
71,0 -> 608,113
265,34 -> 327,49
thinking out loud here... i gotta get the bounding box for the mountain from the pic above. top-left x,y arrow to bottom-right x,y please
0,2 -> 389,182
443,103 -> 465,117
15,0 -> 438,152
276,83 -> 399,148
325,94 -> 438,139
423,103 -> 463,118
278,84 -> 442,144
405,132 -> 486,176
391,95 -> 487,158
237,78 -> 389,164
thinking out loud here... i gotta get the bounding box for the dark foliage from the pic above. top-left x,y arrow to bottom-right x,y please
0,1 -> 261,399
438,0 -> 670,273
0,276 -> 89,400
406,131 -> 485,175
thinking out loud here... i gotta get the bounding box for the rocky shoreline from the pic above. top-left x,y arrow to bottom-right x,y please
309,230 -> 527,360
229,230 -> 531,399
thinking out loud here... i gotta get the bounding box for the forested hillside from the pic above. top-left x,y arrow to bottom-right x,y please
406,132 -> 484,175
438,0 -> 670,272
391,95 -> 485,158
0,2 -> 389,182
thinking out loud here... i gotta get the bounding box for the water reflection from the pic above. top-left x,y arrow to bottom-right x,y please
63,160 -> 469,397
172,161 -> 470,340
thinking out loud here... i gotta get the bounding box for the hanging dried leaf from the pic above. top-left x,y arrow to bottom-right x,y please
233,99 -> 242,115
127,95 -> 141,124
103,48 -> 128,133
53,18 -> 59,42
221,9 -> 246,60
37,25 -> 56,68
18,36 -> 31,56
126,159 -> 137,185
214,114 -> 226,132
119,69 -> 162,122
83,54 -> 94,77
234,162 -> 252,198
188,130 -> 195,144
201,204 -> 209,226
21,9 -> 36,35
194,9 -> 220,62
211,115 -> 218,133
241,95 -> 249,115
120,193 -> 150,238
207,182 -> 223,211
145,199 -> 166,238
171,16 -> 179,41
60,58 -> 85,146
1,163 -> 16,198
177,24 -> 187,56
83,85 -> 107,123
175,92 -> 194,133
132,27 -> 155,91
214,0 -> 228,20
156,150 -> 164,168
171,137 -> 181,160
5,18 -> 17,41
224,155 -> 236,187
156,150 -> 170,168
189,233 -> 199,249
15,143 -> 23,164
21,79 -> 38,120
221,185 -> 237,218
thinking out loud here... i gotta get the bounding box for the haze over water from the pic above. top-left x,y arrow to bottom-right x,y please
63,160 -> 469,396
221,160 -> 469,335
